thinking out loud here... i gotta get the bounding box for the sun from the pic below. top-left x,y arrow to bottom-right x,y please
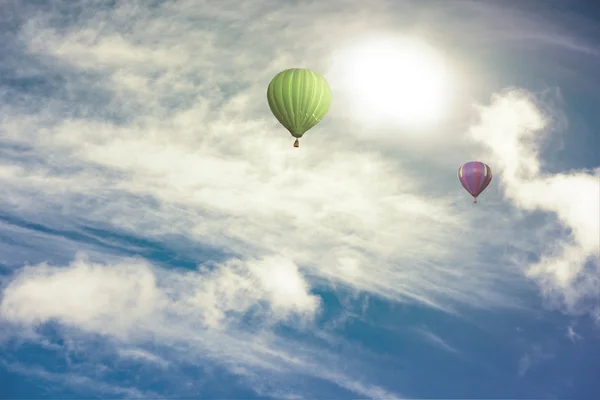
329,36 -> 452,129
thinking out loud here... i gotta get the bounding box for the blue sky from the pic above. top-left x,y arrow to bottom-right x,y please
1,0 -> 599,399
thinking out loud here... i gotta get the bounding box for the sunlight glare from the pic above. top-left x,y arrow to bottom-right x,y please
329,36 -> 452,129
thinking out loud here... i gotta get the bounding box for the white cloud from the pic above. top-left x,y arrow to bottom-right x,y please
469,90 -> 600,318
1,256 -> 163,339
0,254 -> 319,335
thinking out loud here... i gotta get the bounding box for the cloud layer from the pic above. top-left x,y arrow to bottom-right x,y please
1,0 -> 598,397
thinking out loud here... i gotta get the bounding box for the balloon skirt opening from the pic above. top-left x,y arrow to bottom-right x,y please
293,138 -> 299,147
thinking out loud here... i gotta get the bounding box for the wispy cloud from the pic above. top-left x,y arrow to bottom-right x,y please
0,255 -> 399,398
0,1 -> 529,316
1,360 -> 159,399
117,348 -> 170,368
414,327 -> 459,353
566,325 -> 583,342
517,345 -> 554,377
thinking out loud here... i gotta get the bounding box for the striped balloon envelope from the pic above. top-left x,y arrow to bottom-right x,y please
458,161 -> 492,204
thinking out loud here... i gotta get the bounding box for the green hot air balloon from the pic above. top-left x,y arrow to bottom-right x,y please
267,68 -> 332,148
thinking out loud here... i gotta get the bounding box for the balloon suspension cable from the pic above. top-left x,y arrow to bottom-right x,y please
293,138 -> 299,147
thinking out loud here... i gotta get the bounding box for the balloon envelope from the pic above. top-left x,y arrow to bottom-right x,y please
458,161 -> 492,200
267,68 -> 332,139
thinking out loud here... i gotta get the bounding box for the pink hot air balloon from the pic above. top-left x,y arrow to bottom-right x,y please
458,161 -> 492,204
